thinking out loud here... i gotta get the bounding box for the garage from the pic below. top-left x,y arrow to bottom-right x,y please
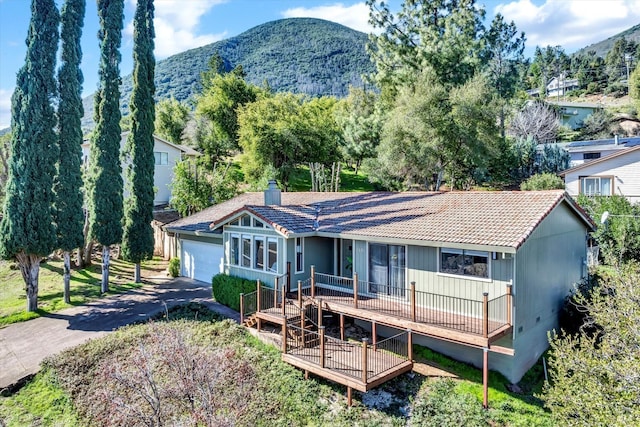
180,239 -> 224,283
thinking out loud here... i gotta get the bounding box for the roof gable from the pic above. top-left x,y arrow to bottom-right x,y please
559,145 -> 640,176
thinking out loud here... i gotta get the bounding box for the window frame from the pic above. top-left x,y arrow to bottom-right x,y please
154,151 -> 168,166
438,248 -> 491,281
226,232 -> 279,275
579,175 -> 613,196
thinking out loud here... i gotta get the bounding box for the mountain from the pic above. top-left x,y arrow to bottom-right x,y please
574,23 -> 640,58
81,18 -> 373,130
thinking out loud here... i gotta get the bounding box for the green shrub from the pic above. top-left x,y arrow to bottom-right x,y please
168,257 -> 180,277
212,274 -> 257,312
520,173 -> 565,191
411,379 -> 487,427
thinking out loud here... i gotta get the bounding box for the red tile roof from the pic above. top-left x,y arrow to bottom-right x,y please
167,190 -> 594,249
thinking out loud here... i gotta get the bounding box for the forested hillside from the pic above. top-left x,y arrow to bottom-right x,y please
81,18 -> 373,129
574,24 -> 640,58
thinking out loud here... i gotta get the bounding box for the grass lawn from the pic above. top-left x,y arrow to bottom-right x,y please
0,255 -> 167,327
289,163 -> 375,192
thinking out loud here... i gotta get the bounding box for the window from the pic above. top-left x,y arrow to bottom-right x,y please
368,244 -> 406,296
254,237 -> 265,270
583,152 -> 601,160
241,215 -> 251,227
241,235 -> 251,268
228,233 -> 278,274
268,238 -> 278,273
230,235 -> 240,266
580,176 -> 612,196
254,219 -> 264,228
154,152 -> 168,165
440,248 -> 489,279
295,237 -> 304,273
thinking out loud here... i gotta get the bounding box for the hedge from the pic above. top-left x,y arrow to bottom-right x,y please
212,274 -> 257,312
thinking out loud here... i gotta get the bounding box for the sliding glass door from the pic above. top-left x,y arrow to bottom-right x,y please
369,244 -> 406,297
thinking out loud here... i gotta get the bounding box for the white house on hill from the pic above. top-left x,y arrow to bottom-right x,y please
82,133 -> 199,205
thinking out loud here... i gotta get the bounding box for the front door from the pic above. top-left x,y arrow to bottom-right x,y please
369,244 -> 406,297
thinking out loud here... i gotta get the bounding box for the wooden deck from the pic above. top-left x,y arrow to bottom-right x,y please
308,287 -> 511,347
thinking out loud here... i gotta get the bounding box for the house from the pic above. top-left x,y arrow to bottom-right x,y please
549,101 -> 601,130
559,144 -> 640,203
82,132 -> 199,205
546,77 -> 580,98
526,77 -> 580,98
563,135 -> 640,167
165,185 -> 594,389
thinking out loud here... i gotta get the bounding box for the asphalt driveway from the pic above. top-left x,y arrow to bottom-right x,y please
0,276 -> 239,391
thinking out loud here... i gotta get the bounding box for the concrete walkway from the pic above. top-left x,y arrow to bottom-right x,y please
0,276 -> 239,391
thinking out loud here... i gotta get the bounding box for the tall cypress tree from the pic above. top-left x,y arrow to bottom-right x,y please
55,0 -> 86,303
0,0 -> 60,312
88,0 -> 124,293
122,0 -> 155,283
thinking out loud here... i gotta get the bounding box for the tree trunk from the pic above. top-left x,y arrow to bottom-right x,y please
101,245 -> 110,293
63,251 -> 71,304
16,252 -> 41,312
78,208 -> 92,267
134,263 -> 141,283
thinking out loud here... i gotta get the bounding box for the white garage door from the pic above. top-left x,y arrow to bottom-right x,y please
180,239 -> 224,283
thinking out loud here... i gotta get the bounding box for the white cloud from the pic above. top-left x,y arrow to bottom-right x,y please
281,2 -> 373,33
494,0 -> 640,53
0,88 -> 11,130
126,0 -> 227,58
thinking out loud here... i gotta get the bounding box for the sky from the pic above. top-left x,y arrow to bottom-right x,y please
0,0 -> 639,129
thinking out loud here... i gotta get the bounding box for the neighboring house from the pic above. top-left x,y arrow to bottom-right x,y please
563,135 -> 640,167
559,144 -> 640,203
527,77 -> 580,98
165,185 -> 593,385
550,101 -> 601,130
546,77 -> 580,98
82,132 -> 199,205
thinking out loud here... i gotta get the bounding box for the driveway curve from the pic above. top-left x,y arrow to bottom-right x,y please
0,276 -> 239,391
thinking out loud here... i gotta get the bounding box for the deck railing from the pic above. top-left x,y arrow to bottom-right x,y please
306,268 -> 512,337
284,324 -> 411,383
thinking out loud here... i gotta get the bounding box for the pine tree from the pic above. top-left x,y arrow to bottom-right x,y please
88,0 -> 124,293
0,0 -> 60,312
55,0 -> 86,303
122,0 -> 155,283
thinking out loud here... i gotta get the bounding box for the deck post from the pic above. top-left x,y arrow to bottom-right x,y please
239,293 -> 245,324
274,277 -> 279,308
407,329 -> 413,361
311,265 -> 316,298
256,280 -> 262,313
483,347 -> 489,409
340,313 -> 345,341
362,338 -> 369,384
483,292 -> 489,338
282,322 -> 287,353
347,387 -> 352,407
372,321 -> 377,351
298,280 -> 303,308
287,262 -> 291,292
318,298 -> 323,328
506,284 -> 513,325
353,272 -> 359,309
319,326 -> 326,368
410,281 -> 416,322
282,283 -> 287,317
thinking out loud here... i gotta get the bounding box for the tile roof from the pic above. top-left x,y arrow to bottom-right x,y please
167,190 -> 593,249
